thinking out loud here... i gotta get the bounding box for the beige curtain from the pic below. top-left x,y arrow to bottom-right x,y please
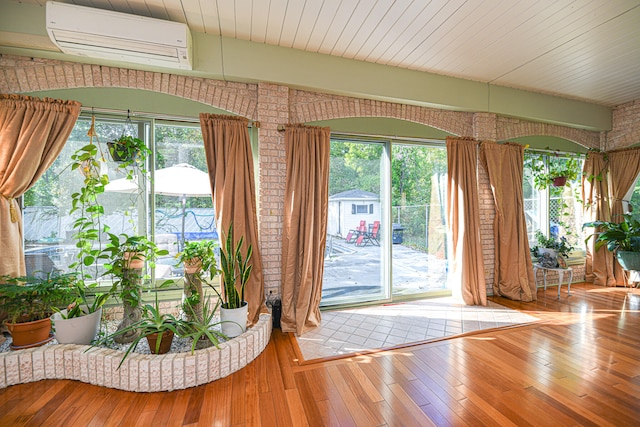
200,114 -> 265,325
0,94 -> 81,278
446,137 -> 486,306
480,142 -> 536,301
582,152 -> 613,286
281,124 -> 330,335
606,148 -> 640,285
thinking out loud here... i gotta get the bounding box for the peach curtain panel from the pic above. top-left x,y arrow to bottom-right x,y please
604,148 -> 640,285
200,114 -> 265,325
480,142 -> 536,301
445,137 -> 486,306
582,152 -> 614,286
281,124 -> 330,335
0,94 -> 81,278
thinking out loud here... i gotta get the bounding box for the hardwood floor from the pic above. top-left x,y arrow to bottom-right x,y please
1,283 -> 639,426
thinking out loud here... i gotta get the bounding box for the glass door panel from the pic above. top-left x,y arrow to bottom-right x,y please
322,138 -> 388,306
391,144 -> 450,297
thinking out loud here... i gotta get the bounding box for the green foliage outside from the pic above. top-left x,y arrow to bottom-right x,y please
329,139 -> 447,250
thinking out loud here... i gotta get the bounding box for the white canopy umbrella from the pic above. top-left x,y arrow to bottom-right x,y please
105,163 -> 213,247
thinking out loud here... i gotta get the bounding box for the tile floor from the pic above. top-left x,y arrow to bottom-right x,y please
296,297 -> 539,361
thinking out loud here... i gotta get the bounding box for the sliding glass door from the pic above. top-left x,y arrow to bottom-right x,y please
321,136 -> 450,308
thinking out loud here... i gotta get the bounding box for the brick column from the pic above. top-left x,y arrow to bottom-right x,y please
473,113 -> 498,295
257,83 -> 289,297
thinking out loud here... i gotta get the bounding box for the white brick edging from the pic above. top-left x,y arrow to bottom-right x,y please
0,313 -> 272,392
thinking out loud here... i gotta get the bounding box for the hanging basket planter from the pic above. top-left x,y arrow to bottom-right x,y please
107,137 -> 140,163
552,176 -> 567,187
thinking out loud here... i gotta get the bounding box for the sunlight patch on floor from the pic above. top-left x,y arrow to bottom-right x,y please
296,297 -> 539,361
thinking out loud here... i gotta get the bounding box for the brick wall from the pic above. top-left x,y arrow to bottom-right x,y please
608,99 -> 640,150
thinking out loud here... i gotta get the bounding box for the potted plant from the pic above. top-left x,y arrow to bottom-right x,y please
51,280 -> 110,345
1,273 -> 76,349
180,295 -> 228,352
530,154 -> 581,190
176,240 -> 220,324
176,240 -> 218,276
531,231 -> 574,258
211,223 -> 252,338
107,135 -> 149,163
95,299 -> 181,368
583,213 -> 640,270
102,233 -> 169,343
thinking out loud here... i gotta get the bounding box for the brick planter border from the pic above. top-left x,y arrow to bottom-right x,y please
0,313 -> 272,392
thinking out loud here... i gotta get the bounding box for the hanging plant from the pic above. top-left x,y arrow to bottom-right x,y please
530,152 -> 581,190
107,135 -> 147,163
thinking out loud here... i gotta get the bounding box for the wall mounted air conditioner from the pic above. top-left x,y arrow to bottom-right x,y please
46,1 -> 192,70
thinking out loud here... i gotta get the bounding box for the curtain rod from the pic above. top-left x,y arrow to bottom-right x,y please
80,106 -> 259,127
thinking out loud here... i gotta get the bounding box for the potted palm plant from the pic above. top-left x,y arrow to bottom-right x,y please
211,223 -> 252,338
583,213 -> 640,270
1,273 -> 75,349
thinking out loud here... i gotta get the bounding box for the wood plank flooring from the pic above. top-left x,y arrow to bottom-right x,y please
1,283 -> 639,426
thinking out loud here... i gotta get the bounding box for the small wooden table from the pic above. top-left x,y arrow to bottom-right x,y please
533,264 -> 573,298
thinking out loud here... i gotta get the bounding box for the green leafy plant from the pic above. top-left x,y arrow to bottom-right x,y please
69,143 -> 110,281
96,302 -> 181,367
52,280 -> 110,319
530,231 -> 574,258
529,153 -> 581,190
0,273 -> 77,323
102,234 -> 169,308
583,213 -> 640,252
180,296 -> 228,353
107,135 -> 150,165
176,240 -> 220,279
213,223 -> 253,309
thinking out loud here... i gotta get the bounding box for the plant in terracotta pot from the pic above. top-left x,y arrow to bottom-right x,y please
583,213 -> 640,271
530,153 -> 581,190
210,223 -> 252,338
0,273 -> 76,349
102,233 -> 169,343
95,296 -> 180,368
176,240 -> 220,324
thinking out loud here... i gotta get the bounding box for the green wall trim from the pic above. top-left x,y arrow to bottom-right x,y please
310,117 -> 453,140
26,88 -> 227,118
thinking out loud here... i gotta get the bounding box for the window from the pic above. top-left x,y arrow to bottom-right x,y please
523,151 -> 585,256
22,114 -> 213,281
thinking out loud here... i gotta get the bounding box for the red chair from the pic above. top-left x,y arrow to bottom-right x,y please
345,220 -> 366,243
358,221 -> 380,247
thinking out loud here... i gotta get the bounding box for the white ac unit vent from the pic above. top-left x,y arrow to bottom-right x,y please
45,1 -> 192,70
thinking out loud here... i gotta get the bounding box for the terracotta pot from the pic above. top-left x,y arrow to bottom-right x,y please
553,176 -> 567,187
123,251 -> 145,269
184,258 -> 202,274
6,318 -> 53,350
146,330 -> 174,354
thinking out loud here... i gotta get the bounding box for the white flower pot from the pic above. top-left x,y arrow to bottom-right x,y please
220,302 -> 248,338
52,307 -> 102,345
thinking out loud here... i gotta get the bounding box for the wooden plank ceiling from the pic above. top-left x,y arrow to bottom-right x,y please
15,0 -> 640,107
